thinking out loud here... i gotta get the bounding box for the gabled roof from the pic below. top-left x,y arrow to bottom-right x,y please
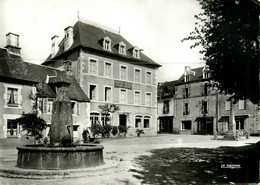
177,67 -> 206,85
43,21 -> 161,68
158,80 -> 178,98
0,48 -> 89,102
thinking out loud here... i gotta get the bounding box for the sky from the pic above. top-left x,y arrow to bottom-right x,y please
0,0 -> 205,82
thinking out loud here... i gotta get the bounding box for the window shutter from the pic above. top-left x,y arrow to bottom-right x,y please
77,102 -> 80,115
200,84 -> 204,95
43,98 -> 47,113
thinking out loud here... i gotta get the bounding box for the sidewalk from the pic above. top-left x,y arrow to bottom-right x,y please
0,134 -> 259,185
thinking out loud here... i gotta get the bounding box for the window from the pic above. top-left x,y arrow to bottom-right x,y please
71,101 -> 78,115
134,69 -> 141,83
146,71 -> 152,84
203,71 -> 210,79
89,85 -> 97,100
182,121 -> 191,130
104,87 -> 112,102
134,91 -> 141,105
104,62 -> 112,78
90,113 -> 100,125
202,101 -> 208,114
163,101 -> 170,114
103,37 -> 111,51
47,99 -> 53,113
7,120 -> 18,136
120,65 -> 127,80
133,48 -> 140,58
184,75 -> 190,82
89,59 -> 98,75
145,92 -> 152,106
135,115 -> 142,128
225,100 -> 231,110
239,100 -> 246,110
144,116 -> 150,128
183,87 -> 190,98
183,103 -> 189,115
119,42 -> 126,55
201,83 -> 208,96
7,88 -> 18,106
120,89 -> 127,104
236,118 -> 245,130
101,114 -> 110,126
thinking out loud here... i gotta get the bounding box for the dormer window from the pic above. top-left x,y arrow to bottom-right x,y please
103,37 -> 111,51
184,75 -> 190,82
203,65 -> 210,79
119,42 -> 126,55
133,47 -> 140,59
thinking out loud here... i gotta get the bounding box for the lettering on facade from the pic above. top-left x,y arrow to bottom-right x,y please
114,80 -> 132,90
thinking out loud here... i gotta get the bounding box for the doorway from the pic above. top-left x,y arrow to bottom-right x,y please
197,117 -> 213,135
119,114 -> 127,127
159,117 -> 173,133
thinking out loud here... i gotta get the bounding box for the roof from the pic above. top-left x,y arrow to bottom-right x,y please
0,48 -> 89,102
158,80 -> 178,98
177,67 -> 205,85
43,21 -> 161,68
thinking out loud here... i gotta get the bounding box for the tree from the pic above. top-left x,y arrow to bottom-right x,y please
183,0 -> 259,104
98,104 -> 120,125
14,112 -> 47,143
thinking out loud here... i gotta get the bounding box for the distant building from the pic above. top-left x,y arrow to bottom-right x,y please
42,21 -> 161,136
0,33 -> 90,139
157,80 -> 178,133
158,65 -> 259,135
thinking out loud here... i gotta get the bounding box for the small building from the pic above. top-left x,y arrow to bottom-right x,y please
157,80 -> 178,133
0,33 -> 90,139
42,21 -> 161,136
158,65 -> 259,135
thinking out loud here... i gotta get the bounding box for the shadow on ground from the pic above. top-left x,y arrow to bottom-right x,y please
130,142 -> 260,185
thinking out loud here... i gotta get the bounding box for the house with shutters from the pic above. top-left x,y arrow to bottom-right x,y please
0,33 -> 90,139
158,65 -> 259,135
42,20 -> 161,136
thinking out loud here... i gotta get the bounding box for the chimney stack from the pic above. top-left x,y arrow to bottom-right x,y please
5,32 -> 21,55
64,26 -> 73,51
51,35 -> 59,58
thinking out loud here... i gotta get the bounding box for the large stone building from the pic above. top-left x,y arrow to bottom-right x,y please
158,65 -> 259,135
42,21 -> 161,136
0,33 -> 90,139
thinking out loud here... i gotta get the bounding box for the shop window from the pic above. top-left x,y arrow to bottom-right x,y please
144,116 -> 150,128
135,115 -> 142,128
90,113 -> 100,125
182,121 -> 191,130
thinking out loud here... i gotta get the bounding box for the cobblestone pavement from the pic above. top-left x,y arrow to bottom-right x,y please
0,134 -> 259,185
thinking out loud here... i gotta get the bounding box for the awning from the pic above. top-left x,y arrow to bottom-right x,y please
218,114 -> 249,122
158,116 -> 174,119
195,116 -> 214,121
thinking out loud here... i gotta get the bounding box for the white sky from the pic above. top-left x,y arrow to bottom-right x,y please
0,0 -> 205,82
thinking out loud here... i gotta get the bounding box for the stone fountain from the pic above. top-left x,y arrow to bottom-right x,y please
16,76 -> 104,170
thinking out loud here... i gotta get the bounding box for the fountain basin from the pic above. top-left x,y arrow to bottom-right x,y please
17,144 -> 104,170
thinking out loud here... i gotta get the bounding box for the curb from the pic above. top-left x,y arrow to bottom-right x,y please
0,160 -> 121,179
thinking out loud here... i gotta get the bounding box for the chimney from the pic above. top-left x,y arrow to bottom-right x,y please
184,66 -> 190,75
64,26 -> 73,51
5,32 -> 21,55
51,35 -> 59,58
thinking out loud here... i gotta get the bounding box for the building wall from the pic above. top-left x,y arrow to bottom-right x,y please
74,49 -> 158,136
172,80 -> 258,135
0,81 -> 89,139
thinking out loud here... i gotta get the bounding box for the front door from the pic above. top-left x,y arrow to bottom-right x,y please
119,115 -> 127,127
159,117 -> 173,133
197,117 -> 213,135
